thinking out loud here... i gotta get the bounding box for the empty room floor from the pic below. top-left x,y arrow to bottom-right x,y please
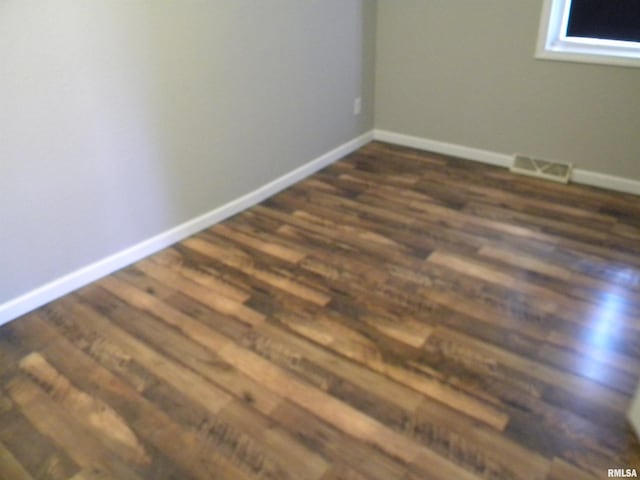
1,141 -> 639,480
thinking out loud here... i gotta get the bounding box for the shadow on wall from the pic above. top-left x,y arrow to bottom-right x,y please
0,2 -> 174,305
0,1 -> 374,308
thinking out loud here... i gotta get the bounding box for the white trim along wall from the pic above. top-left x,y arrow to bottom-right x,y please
3,128 -> 639,326
0,132 -> 374,327
373,130 -> 640,196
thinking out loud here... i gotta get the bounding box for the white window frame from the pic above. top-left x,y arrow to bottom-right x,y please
536,0 -> 640,68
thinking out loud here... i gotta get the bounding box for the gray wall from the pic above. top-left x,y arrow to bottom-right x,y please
0,0 -> 377,305
375,0 -> 640,180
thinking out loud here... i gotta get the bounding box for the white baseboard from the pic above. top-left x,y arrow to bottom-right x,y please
373,129 -> 640,196
570,169 -> 640,197
373,130 -> 512,167
0,130 -> 374,326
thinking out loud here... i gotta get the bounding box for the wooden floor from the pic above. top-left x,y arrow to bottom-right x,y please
2,142 -> 640,480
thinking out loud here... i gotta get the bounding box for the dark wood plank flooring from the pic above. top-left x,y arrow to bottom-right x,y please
1,141 -> 640,479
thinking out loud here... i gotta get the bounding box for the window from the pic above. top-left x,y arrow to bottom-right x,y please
536,0 -> 640,67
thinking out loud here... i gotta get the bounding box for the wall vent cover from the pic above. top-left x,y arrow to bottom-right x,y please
511,155 -> 572,184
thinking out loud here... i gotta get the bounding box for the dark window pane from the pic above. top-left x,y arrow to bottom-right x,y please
567,0 -> 640,42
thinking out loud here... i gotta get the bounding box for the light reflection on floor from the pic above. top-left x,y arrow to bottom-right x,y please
580,291 -> 626,383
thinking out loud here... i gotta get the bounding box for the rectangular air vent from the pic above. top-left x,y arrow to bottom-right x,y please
511,155 -> 572,184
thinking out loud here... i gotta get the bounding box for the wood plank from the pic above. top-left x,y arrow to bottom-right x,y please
14,310 -> 253,480
135,258 -> 265,326
6,376 -> 144,480
271,400 -> 423,480
2,141 -> 640,479
68,469 -> 119,480
546,458 -> 597,480
248,322 -> 549,480
274,309 -> 509,431
18,352 -> 150,466
185,235 -> 332,307
431,326 -> 629,413
0,408 -> 79,480
44,294 -> 235,417
478,244 -> 572,281
149,248 -> 251,302
216,341 -> 479,480
0,440 -> 34,480
213,222 -> 307,264
79,282 -> 283,415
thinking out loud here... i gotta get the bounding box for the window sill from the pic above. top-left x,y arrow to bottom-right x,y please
536,44 -> 640,68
